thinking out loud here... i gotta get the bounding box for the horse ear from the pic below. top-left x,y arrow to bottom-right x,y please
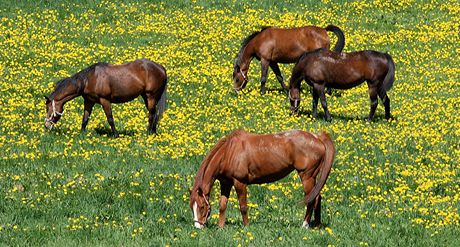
44,96 -> 50,101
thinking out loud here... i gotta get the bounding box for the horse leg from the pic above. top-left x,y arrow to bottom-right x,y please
218,180 -> 232,228
367,85 -> 378,121
298,171 -> 316,228
142,93 -> 157,134
100,98 -> 118,137
259,59 -> 270,95
81,99 -> 95,132
312,194 -> 322,228
312,86 -> 319,119
314,84 -> 331,121
378,91 -> 393,120
269,62 -> 288,91
234,180 -> 249,226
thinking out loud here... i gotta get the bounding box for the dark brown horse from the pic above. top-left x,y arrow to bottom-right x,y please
289,48 -> 395,121
44,59 -> 167,136
233,25 -> 345,94
189,129 -> 335,229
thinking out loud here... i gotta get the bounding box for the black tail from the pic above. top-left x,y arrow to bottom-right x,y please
380,53 -> 395,95
155,77 -> 167,123
325,25 -> 345,52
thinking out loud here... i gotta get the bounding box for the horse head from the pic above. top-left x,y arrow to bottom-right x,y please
232,64 -> 248,93
289,88 -> 301,115
44,96 -> 64,130
189,187 -> 211,229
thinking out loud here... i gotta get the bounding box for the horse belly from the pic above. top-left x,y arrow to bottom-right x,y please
109,80 -> 145,103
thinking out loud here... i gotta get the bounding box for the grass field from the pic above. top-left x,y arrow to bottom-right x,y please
0,0 -> 459,246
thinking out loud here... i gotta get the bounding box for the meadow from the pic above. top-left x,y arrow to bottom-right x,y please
0,0 -> 459,246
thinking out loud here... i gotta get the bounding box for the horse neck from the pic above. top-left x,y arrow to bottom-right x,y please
53,81 -> 84,104
197,161 -> 220,196
238,42 -> 255,72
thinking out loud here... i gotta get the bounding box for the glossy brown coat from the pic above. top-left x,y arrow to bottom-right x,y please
233,25 -> 345,94
189,130 -> 335,229
44,59 -> 167,136
289,49 -> 395,121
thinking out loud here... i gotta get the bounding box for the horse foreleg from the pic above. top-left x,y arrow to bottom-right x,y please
269,62 -> 288,91
378,91 -> 393,120
314,84 -> 331,121
218,180 -> 232,228
367,85 -> 378,121
234,181 -> 249,226
312,87 -> 319,119
100,99 -> 118,137
81,99 -> 95,132
260,59 -> 270,95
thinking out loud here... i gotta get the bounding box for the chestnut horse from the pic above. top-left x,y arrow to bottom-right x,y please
44,59 -> 167,136
289,48 -> 395,121
233,25 -> 345,94
189,129 -> 335,229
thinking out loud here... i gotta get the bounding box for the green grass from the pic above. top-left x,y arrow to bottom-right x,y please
1,0 -> 459,246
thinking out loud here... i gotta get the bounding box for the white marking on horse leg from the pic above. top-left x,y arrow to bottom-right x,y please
302,220 -> 309,228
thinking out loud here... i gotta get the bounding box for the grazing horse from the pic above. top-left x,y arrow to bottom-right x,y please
44,59 -> 167,136
233,25 -> 345,94
189,129 -> 335,229
289,48 -> 395,121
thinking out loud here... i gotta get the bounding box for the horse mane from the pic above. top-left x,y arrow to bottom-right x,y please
234,27 -> 271,67
193,130 -> 246,190
50,62 -> 109,98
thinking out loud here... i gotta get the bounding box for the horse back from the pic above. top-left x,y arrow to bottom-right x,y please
85,59 -> 166,103
253,26 -> 330,63
299,50 -> 389,88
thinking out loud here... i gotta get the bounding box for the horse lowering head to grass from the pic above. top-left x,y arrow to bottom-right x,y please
289,48 -> 395,121
189,129 -> 335,229
232,25 -> 345,94
44,58 -> 167,137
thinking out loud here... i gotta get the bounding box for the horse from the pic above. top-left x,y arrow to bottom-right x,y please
232,25 -> 345,95
44,58 -> 167,136
189,129 -> 335,229
289,48 -> 395,121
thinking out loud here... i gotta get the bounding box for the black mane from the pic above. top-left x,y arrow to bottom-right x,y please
50,62 -> 109,99
234,26 -> 271,67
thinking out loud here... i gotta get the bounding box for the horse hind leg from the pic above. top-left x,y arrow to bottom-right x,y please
312,194 -> 322,228
298,171 -> 316,228
367,85 -> 379,121
142,93 -> 157,135
378,91 -> 393,120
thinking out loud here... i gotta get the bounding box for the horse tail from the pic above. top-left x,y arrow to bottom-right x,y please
325,25 -> 345,52
155,73 -> 168,122
305,131 -> 336,205
380,53 -> 395,95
